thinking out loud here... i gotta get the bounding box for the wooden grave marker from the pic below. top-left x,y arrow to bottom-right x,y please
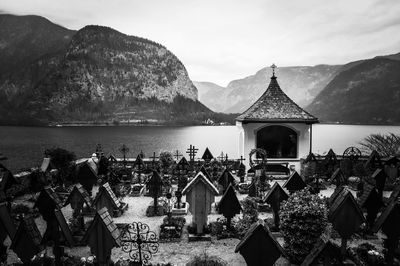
34,186 -> 63,221
199,165 -> 213,182
0,202 -> 16,263
235,219 -> 285,266
217,184 -> 242,229
364,150 -> 382,171
201,147 -> 214,162
83,208 -> 121,266
10,216 -> 43,265
93,182 -> 127,217
146,170 -> 164,216
76,161 -> 98,196
182,171 -> 219,236
283,171 -> 307,193
217,168 -> 236,194
357,183 -> 382,229
264,182 -> 289,230
372,197 -> 400,264
371,168 -> 387,195
301,235 -> 341,266
329,168 -> 347,187
328,187 -> 366,256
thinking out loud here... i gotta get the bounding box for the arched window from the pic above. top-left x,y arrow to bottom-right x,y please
256,125 -> 298,158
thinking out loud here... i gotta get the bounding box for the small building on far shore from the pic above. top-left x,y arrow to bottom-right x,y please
236,65 -> 318,174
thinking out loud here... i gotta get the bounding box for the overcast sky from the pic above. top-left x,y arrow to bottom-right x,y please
2,0 -> 400,86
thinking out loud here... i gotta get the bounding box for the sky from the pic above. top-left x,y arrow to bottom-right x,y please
2,0 -> 400,86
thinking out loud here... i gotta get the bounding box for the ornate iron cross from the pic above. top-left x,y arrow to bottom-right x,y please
186,145 -> 198,162
343,146 -> 362,161
120,222 -> 159,265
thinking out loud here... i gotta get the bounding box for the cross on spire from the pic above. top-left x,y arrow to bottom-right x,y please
271,63 -> 277,77
217,152 -> 225,162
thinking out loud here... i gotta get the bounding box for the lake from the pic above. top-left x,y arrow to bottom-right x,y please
1,124 -> 400,172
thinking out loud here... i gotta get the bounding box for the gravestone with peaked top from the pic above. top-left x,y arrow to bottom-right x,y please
146,170 -> 164,216
235,219 -> 285,266
357,183 -> 382,229
182,171 -> 218,237
264,182 -> 288,230
283,171 -> 306,193
372,195 -> 400,264
324,149 -> 338,177
93,182 -> 128,217
76,161 -> 98,196
328,187 -> 365,257
83,208 -> 121,266
329,168 -> 347,187
301,236 -> 341,266
364,150 -> 382,173
217,184 -> 241,229
10,216 -> 43,265
217,168 -> 236,194
201,147 -> 214,162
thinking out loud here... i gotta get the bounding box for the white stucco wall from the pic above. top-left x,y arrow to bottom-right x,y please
236,121 -> 312,173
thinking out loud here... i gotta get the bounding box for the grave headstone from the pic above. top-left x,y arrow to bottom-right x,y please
10,216 -> 43,265
357,183 -> 382,229
328,187 -> 365,256
146,170 -> 164,216
199,165 -> 213,182
76,161 -> 98,196
329,168 -> 347,187
182,171 -> 219,235
235,219 -> 285,266
364,150 -> 382,171
264,182 -> 289,229
34,186 -> 63,221
217,184 -> 241,229
248,179 -> 258,198
301,235 -> 341,266
371,168 -> 387,195
64,183 -> 92,216
201,147 -> 214,162
93,182 -> 128,217
217,168 -> 235,194
83,208 -> 121,266
372,196 -> 400,264
283,171 -> 306,193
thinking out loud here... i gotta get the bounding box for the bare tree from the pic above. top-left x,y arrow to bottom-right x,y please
359,133 -> 400,157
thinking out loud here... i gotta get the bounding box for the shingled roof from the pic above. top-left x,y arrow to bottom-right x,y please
236,74 -> 318,123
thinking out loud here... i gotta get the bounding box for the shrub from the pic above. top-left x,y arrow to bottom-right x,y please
280,188 -> 328,264
209,217 -> 239,239
234,197 -> 259,238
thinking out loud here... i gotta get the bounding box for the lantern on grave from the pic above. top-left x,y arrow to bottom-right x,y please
235,220 -> 285,266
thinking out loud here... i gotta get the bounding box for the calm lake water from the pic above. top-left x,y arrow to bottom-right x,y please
1,124 -> 400,172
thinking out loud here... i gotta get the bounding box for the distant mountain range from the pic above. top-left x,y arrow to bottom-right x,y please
0,14 -> 234,126
196,52 -> 400,124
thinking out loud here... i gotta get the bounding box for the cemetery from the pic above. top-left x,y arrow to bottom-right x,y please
0,72 -> 399,265
0,143 -> 400,266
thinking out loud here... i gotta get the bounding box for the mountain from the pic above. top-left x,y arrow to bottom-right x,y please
195,65 -> 342,113
0,15 -> 234,125
0,14 -> 75,76
306,57 -> 400,124
193,81 -> 230,112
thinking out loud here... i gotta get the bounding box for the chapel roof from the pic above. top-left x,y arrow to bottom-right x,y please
236,68 -> 318,124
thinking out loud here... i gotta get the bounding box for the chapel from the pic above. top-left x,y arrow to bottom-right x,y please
236,64 -> 318,173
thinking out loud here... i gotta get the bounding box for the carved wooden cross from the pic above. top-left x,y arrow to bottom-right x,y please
217,152 -> 225,162
186,145 -> 198,162
119,144 -> 129,164
238,156 -> 246,164
174,150 -> 183,161
150,152 -> 159,168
